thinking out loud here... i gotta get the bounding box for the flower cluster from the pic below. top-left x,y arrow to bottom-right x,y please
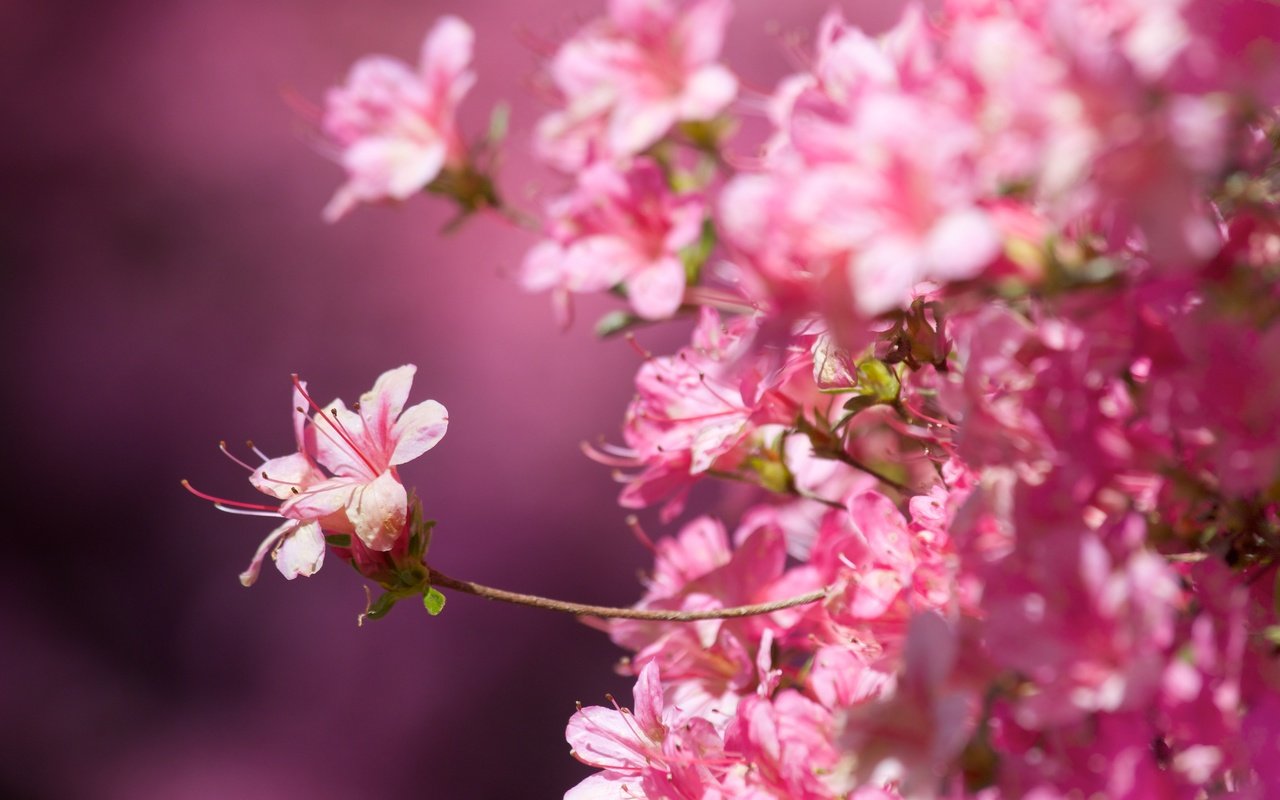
202,0 -> 1280,796
535,1 -> 1280,797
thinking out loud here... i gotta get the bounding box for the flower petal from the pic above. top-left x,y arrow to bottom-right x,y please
273,521 -> 326,581
390,399 -> 449,465
359,365 -> 416,460
280,476 -> 359,520
626,257 -> 685,320
348,470 -> 408,551
250,452 -> 321,500
239,521 -> 293,587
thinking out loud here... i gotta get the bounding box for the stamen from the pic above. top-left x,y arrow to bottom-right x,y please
624,332 -> 652,360
218,441 -> 256,472
626,515 -> 657,553
246,440 -> 270,462
181,479 -> 279,512
213,504 -> 282,518
291,375 -> 380,474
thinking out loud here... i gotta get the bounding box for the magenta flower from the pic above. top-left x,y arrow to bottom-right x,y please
565,661 -> 726,799
321,16 -> 475,221
535,0 -> 737,170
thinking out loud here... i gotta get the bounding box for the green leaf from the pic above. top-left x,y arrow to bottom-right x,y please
842,395 -> 878,416
324,534 -> 352,548
595,310 -> 638,338
363,592 -> 400,621
423,587 -> 447,616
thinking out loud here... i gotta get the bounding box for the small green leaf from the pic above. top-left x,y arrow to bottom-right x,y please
595,310 -> 638,338
363,592 -> 400,621
842,395 -> 878,416
423,587 -> 447,616
1264,625 -> 1280,646
324,534 -> 352,548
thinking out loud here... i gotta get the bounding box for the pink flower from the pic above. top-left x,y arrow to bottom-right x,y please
187,366 -> 447,585
565,661 -> 726,799
521,158 -> 704,321
321,16 -> 475,221
535,0 -> 737,170
283,365 -> 448,551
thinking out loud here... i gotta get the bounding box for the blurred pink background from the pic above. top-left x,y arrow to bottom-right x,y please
1,1 -> 908,796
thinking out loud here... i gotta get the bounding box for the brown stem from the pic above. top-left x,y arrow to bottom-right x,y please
828,449 -> 912,494
426,568 -> 828,621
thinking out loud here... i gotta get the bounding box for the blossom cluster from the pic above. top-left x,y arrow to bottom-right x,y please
528,1 -> 1280,796
203,0 -> 1280,796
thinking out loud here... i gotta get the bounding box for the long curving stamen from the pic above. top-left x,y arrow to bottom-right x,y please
214,505 -> 283,518
181,479 -> 279,512
218,440 -> 257,472
291,374 -> 381,475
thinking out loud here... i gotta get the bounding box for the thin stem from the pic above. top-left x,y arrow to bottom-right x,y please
827,449 -> 912,494
426,568 -> 827,621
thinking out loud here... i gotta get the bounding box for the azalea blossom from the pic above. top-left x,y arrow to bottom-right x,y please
187,366 -> 447,585
520,158 -> 704,320
535,0 -> 738,171
321,16 -> 476,221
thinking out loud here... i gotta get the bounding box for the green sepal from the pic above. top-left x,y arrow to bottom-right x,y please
856,358 -> 900,404
363,592 -> 401,621
423,587 -> 447,616
324,534 -> 352,548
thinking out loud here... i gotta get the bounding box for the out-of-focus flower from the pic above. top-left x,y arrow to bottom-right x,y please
321,16 -> 475,221
520,158 -> 704,321
535,0 -> 737,171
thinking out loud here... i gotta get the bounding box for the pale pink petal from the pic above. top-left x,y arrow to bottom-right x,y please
239,521 -> 293,587
674,0 -> 732,66
632,661 -> 664,737
347,470 -> 408,551
358,365 -> 416,462
922,207 -> 1002,281
311,399 -> 376,479
566,707 -> 648,771
519,240 -> 568,292
420,15 -> 474,100
344,136 -> 447,201
626,257 -> 685,319
607,99 -> 679,157
850,237 -> 923,315
273,521 -> 326,580
677,65 -> 737,120
563,772 -> 633,800
390,399 -> 449,465
280,475 -> 359,520
563,235 -> 642,292
250,452 -> 320,500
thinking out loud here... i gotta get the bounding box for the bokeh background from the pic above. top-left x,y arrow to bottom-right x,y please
2,1 -> 908,797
